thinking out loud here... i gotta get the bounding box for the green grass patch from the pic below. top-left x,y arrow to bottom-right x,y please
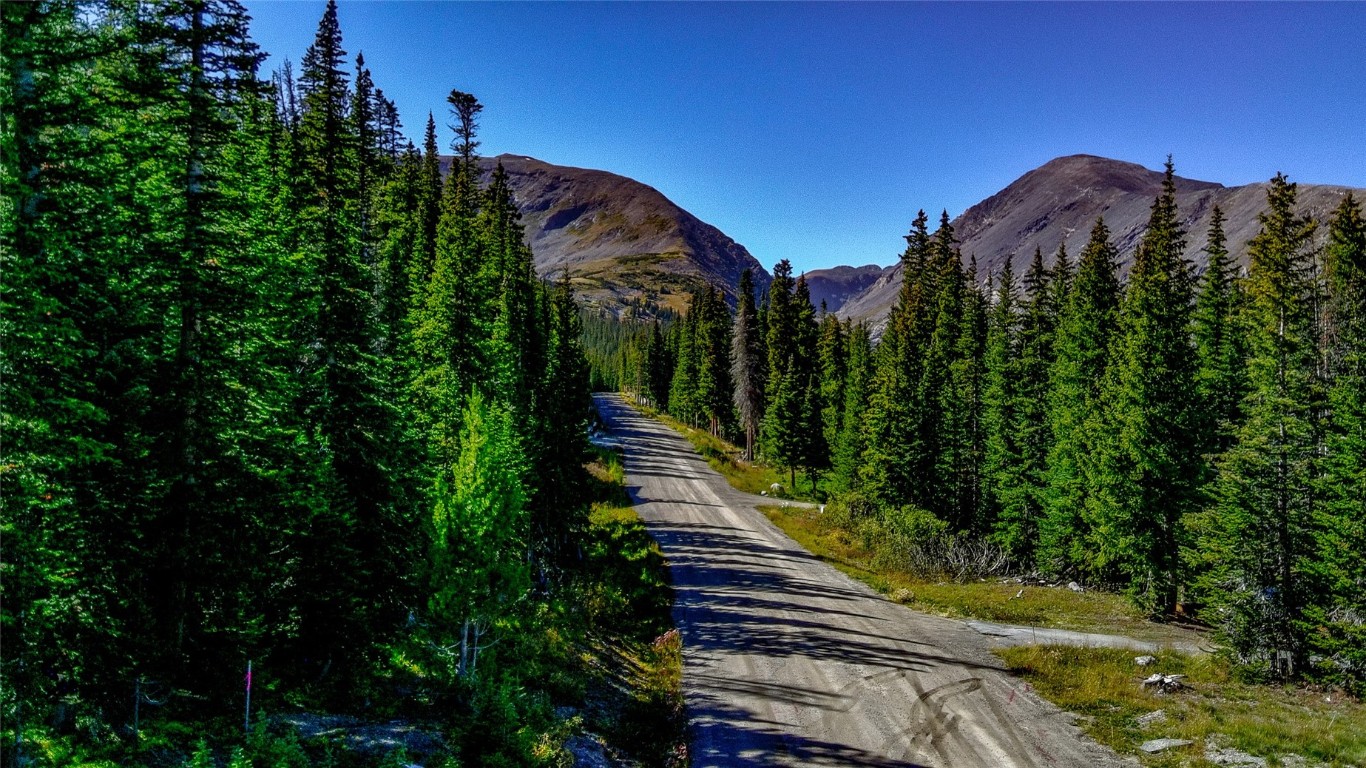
998,645 -> 1366,767
760,503 -> 1204,646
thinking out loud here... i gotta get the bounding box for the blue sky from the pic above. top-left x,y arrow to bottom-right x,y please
243,1 -> 1366,274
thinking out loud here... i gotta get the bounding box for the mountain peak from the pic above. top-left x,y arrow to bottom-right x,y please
1025,154 -> 1224,195
459,155 -> 771,313
838,155 -> 1361,334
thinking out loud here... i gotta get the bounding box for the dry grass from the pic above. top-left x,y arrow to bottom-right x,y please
760,503 -> 1206,646
998,645 -> 1366,767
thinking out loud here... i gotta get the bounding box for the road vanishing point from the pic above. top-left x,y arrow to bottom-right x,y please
594,393 -> 1129,768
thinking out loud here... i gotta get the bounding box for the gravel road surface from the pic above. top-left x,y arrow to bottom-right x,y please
594,394 -> 1129,768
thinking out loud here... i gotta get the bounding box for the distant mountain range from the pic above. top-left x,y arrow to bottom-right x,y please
457,154 -> 770,314
458,153 -> 1361,328
835,155 -> 1363,333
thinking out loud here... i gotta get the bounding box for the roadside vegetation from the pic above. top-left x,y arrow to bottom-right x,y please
760,502 -> 1202,646
999,646 -> 1366,767
762,499 -> 1366,766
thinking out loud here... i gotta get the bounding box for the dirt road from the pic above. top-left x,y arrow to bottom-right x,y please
593,394 -> 1128,768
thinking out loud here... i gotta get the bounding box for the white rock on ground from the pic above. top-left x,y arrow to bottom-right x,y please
1140,738 -> 1194,753
1203,741 -> 1267,767
1135,710 -> 1167,728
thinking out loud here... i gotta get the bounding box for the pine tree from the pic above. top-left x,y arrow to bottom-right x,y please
1193,205 -> 1247,455
669,309 -> 699,424
534,276 -> 592,567
647,320 -> 672,409
762,365 -> 805,488
411,90 -> 488,464
917,213 -> 965,518
863,212 -> 934,508
993,247 -> 1055,562
764,260 -> 797,406
409,112 -> 442,314
292,0 -> 405,676
691,288 -> 734,438
981,260 -> 1022,539
481,161 -> 540,422
426,391 -> 529,681
731,269 -> 765,458
375,144 -> 421,352
943,259 -> 988,531
791,275 -> 826,481
817,309 -> 847,458
1321,192 -> 1366,683
1202,174 -> 1325,669
2,0 -> 144,715
1040,219 -> 1121,575
830,323 -> 874,494
760,260 -> 798,465
1095,158 -> 1203,616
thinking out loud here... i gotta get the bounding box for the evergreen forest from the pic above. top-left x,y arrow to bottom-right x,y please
5,1 -> 1366,765
0,2 -> 683,766
601,162 -> 1366,693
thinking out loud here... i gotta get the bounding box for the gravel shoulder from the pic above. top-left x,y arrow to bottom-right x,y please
963,620 -> 1209,654
594,394 -> 1131,768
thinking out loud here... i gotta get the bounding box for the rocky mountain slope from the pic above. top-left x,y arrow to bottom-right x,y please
800,264 -> 893,313
456,155 -> 770,313
838,155 -> 1363,332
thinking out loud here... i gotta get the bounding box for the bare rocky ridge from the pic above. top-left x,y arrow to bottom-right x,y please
837,155 -> 1364,335
448,155 -> 771,313
802,264 -> 895,313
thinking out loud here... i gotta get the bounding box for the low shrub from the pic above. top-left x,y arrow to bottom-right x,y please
827,495 -> 1011,582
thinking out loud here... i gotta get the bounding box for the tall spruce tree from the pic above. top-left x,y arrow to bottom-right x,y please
830,322 -> 874,495
792,275 -> 826,481
409,112 -> 442,314
668,308 -> 699,424
1094,159 -> 1202,616
732,269 -> 765,459
647,320 -> 672,410
761,261 -> 798,467
863,212 -> 934,508
1040,219 -> 1121,575
1202,174 -> 1325,669
943,258 -> 988,531
1193,205 -> 1247,456
993,247 -> 1056,562
1321,192 -> 1366,683
535,276 -> 592,567
817,309 -> 848,458
293,0 -> 405,677
917,213 -> 965,518
981,260 -> 1022,539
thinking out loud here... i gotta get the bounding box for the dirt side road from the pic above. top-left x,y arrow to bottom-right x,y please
593,394 -> 1129,768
